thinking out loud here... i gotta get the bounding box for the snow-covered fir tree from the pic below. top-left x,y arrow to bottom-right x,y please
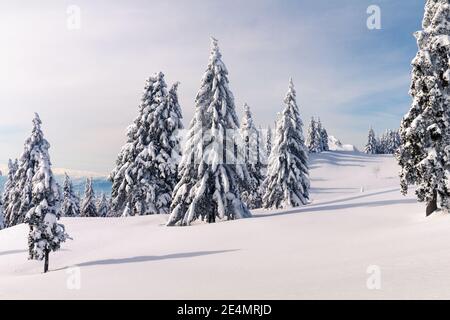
109,72 -> 183,216
266,126 -> 273,157
381,129 -> 401,154
390,129 -> 401,153
307,117 -> 323,153
0,172 -> 4,230
239,103 -> 266,209
262,79 -> 310,209
1,159 -> 18,226
377,130 -> 388,154
0,201 -> 4,230
397,0 -> 450,216
364,127 -> 378,154
80,178 -> 97,217
20,113 -> 68,273
167,37 -> 251,226
318,119 -> 329,151
61,173 -> 80,217
97,193 -> 110,217
4,115 -> 57,228
306,118 -> 316,152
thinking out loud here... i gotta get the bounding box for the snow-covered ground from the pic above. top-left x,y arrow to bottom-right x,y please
2,151 -> 448,300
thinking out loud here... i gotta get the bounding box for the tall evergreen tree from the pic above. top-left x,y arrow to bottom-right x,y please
315,118 -> 325,152
0,201 -> 4,230
2,159 -> 18,226
240,103 -> 266,209
397,0 -> 450,216
364,127 -> 378,154
22,113 -> 68,273
318,119 -> 329,151
167,37 -> 251,226
4,114 -> 54,227
0,172 -> 4,230
61,173 -> 80,217
266,126 -> 273,157
97,193 -> 110,217
307,117 -> 323,153
306,117 -> 316,152
263,79 -> 310,209
80,178 -> 97,217
391,129 -> 401,153
110,72 -> 183,216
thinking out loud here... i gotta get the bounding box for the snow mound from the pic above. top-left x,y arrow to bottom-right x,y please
328,135 -> 358,152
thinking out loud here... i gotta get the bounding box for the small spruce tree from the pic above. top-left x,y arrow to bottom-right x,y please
97,193 -> 110,217
80,178 -> 97,217
61,173 -> 80,217
22,113 -> 68,273
263,79 -> 310,209
364,127 -> 378,154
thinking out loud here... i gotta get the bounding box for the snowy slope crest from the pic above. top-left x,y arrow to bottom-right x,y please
328,135 -> 358,152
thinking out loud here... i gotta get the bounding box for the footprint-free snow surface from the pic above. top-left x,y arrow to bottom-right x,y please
1,151 -> 448,299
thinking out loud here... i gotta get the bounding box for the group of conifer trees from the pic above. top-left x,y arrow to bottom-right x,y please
364,128 -> 401,155
108,38 -> 311,225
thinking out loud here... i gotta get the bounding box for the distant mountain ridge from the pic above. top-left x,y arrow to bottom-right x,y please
0,175 -> 112,197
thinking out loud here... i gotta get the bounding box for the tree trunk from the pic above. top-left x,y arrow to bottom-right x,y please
426,191 -> 438,217
44,249 -> 49,273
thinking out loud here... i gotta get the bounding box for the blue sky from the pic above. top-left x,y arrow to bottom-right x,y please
0,0 -> 425,173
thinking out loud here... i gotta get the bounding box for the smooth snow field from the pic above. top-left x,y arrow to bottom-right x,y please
1,151 -> 449,299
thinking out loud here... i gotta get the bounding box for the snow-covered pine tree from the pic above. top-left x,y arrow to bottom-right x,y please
0,200 -> 4,230
61,173 -> 80,217
397,0 -> 450,216
266,126 -> 273,157
21,113 -> 68,273
306,117 -> 316,152
4,115 -> 55,228
80,178 -> 97,217
315,118 -> 325,152
262,79 -> 310,209
109,72 -> 183,216
167,37 -> 251,226
364,127 -> 378,154
2,159 -> 18,226
384,129 -> 401,154
307,117 -> 323,153
318,119 -> 329,151
239,103 -> 266,209
258,125 -> 269,171
0,172 -> 4,230
392,129 -> 401,153
97,193 -> 110,217
376,133 -> 386,154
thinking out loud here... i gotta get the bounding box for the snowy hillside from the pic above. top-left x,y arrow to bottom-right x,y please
2,151 -> 446,300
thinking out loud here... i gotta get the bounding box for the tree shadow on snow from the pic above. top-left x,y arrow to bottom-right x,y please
309,188 -> 400,207
254,188 -> 416,218
255,198 -> 416,219
308,151 -> 382,169
59,249 -> 239,269
310,187 -> 359,194
0,249 -> 27,256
